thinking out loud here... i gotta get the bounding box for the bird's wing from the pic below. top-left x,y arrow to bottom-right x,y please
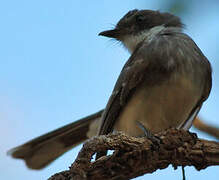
98,43 -> 150,135
174,32 -> 212,130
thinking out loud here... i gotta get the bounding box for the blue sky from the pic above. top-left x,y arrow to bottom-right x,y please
0,0 -> 219,179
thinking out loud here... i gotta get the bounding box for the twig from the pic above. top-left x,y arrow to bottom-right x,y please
194,117 -> 219,139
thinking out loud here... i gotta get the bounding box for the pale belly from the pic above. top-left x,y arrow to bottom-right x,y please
114,76 -> 201,136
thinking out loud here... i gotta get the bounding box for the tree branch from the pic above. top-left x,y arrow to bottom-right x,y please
194,117 -> 219,139
49,129 -> 219,180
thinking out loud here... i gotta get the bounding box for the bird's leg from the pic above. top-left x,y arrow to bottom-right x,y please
136,121 -> 161,146
137,121 -> 186,179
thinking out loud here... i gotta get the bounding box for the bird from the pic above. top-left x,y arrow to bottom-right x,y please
8,9 -> 212,170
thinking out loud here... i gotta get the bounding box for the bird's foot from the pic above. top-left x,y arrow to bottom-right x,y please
137,121 -> 161,149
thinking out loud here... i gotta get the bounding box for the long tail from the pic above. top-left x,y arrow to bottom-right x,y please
7,110 -> 103,170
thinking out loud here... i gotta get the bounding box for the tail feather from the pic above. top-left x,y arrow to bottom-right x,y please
7,110 -> 103,169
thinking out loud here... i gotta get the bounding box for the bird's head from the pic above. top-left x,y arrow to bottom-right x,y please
99,9 -> 183,52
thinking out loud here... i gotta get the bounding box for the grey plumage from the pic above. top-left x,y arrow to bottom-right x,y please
98,27 -> 211,136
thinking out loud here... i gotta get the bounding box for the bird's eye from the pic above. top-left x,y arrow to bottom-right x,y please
135,15 -> 145,24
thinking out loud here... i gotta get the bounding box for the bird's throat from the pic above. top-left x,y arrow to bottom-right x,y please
122,25 -> 165,53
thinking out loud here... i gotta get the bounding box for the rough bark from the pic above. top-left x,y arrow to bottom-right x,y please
49,129 -> 219,180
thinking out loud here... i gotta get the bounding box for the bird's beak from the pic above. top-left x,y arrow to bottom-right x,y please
98,29 -> 123,39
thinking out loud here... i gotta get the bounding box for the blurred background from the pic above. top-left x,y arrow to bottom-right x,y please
0,0 -> 219,179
